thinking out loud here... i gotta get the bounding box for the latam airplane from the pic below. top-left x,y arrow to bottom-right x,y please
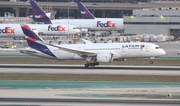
20,25 -> 166,67
29,0 -> 124,31
0,24 -> 80,36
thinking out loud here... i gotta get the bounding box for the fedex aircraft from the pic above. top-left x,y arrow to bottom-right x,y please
20,25 -> 166,67
77,2 -> 123,20
0,24 -> 80,36
29,0 -> 124,31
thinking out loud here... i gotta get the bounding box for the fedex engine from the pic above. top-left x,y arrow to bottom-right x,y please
96,52 -> 113,62
80,28 -> 88,33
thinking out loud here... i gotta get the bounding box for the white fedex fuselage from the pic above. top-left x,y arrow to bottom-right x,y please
50,18 -> 124,31
0,24 -> 80,36
22,42 -> 166,61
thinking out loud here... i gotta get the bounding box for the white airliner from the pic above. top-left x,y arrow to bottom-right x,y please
0,24 -> 80,36
20,25 -> 166,67
29,0 -> 124,32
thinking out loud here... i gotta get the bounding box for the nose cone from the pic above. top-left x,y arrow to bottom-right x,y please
75,29 -> 80,33
162,49 -> 166,55
77,29 -> 81,33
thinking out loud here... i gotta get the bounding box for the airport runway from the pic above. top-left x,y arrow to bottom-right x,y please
0,98 -> 179,105
0,81 -> 180,105
0,64 -> 180,75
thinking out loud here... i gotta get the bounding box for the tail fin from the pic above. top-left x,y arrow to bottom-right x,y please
29,0 -> 52,24
21,25 -> 44,49
77,2 -> 95,19
21,25 -> 56,57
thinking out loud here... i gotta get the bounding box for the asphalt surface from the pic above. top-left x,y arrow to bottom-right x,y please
0,64 -> 180,75
0,98 -> 179,105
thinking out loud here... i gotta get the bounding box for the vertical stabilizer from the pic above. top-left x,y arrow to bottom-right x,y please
21,25 -> 56,57
29,0 -> 52,24
77,2 -> 95,19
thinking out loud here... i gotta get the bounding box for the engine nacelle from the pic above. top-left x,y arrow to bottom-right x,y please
96,52 -> 113,62
80,28 -> 88,33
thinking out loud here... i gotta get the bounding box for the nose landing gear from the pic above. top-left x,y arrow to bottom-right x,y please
150,57 -> 154,64
150,60 -> 153,64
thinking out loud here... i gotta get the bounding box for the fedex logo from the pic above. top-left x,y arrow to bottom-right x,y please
0,27 -> 15,34
30,15 -> 44,18
48,25 -> 65,32
97,21 -> 116,28
81,11 -> 88,14
34,15 -> 44,18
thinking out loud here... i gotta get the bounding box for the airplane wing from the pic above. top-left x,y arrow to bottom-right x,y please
49,44 -> 97,57
81,39 -> 93,44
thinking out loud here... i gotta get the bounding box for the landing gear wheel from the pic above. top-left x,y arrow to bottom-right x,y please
95,62 -> 99,65
91,63 -> 95,66
85,64 -> 89,67
150,61 -> 153,64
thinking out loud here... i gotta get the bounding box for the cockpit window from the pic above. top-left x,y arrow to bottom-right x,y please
155,47 -> 162,49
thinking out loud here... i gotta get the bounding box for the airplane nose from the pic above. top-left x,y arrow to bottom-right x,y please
162,49 -> 166,55
76,29 -> 81,33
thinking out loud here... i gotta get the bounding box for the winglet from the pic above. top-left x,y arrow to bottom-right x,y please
77,2 -> 95,19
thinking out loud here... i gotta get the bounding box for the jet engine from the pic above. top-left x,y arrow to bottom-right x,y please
96,52 -> 113,62
80,28 -> 88,33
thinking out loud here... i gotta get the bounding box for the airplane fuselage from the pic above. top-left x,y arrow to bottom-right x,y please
0,24 -> 80,36
21,42 -> 166,61
51,18 -> 124,31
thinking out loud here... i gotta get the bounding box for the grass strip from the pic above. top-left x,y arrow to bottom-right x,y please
0,73 -> 180,82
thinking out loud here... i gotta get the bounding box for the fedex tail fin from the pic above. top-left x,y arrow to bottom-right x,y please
77,2 -> 95,19
21,25 -> 56,57
29,0 -> 52,24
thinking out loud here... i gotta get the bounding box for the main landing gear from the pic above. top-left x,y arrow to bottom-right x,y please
84,62 -> 99,67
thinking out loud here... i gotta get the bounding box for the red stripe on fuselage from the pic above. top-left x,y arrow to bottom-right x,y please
26,37 -> 37,42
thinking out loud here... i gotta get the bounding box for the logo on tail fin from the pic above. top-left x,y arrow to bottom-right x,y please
81,11 -> 88,14
29,15 -> 44,18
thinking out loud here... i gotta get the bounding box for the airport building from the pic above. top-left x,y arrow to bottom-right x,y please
124,8 -> 180,36
0,1 -> 180,37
